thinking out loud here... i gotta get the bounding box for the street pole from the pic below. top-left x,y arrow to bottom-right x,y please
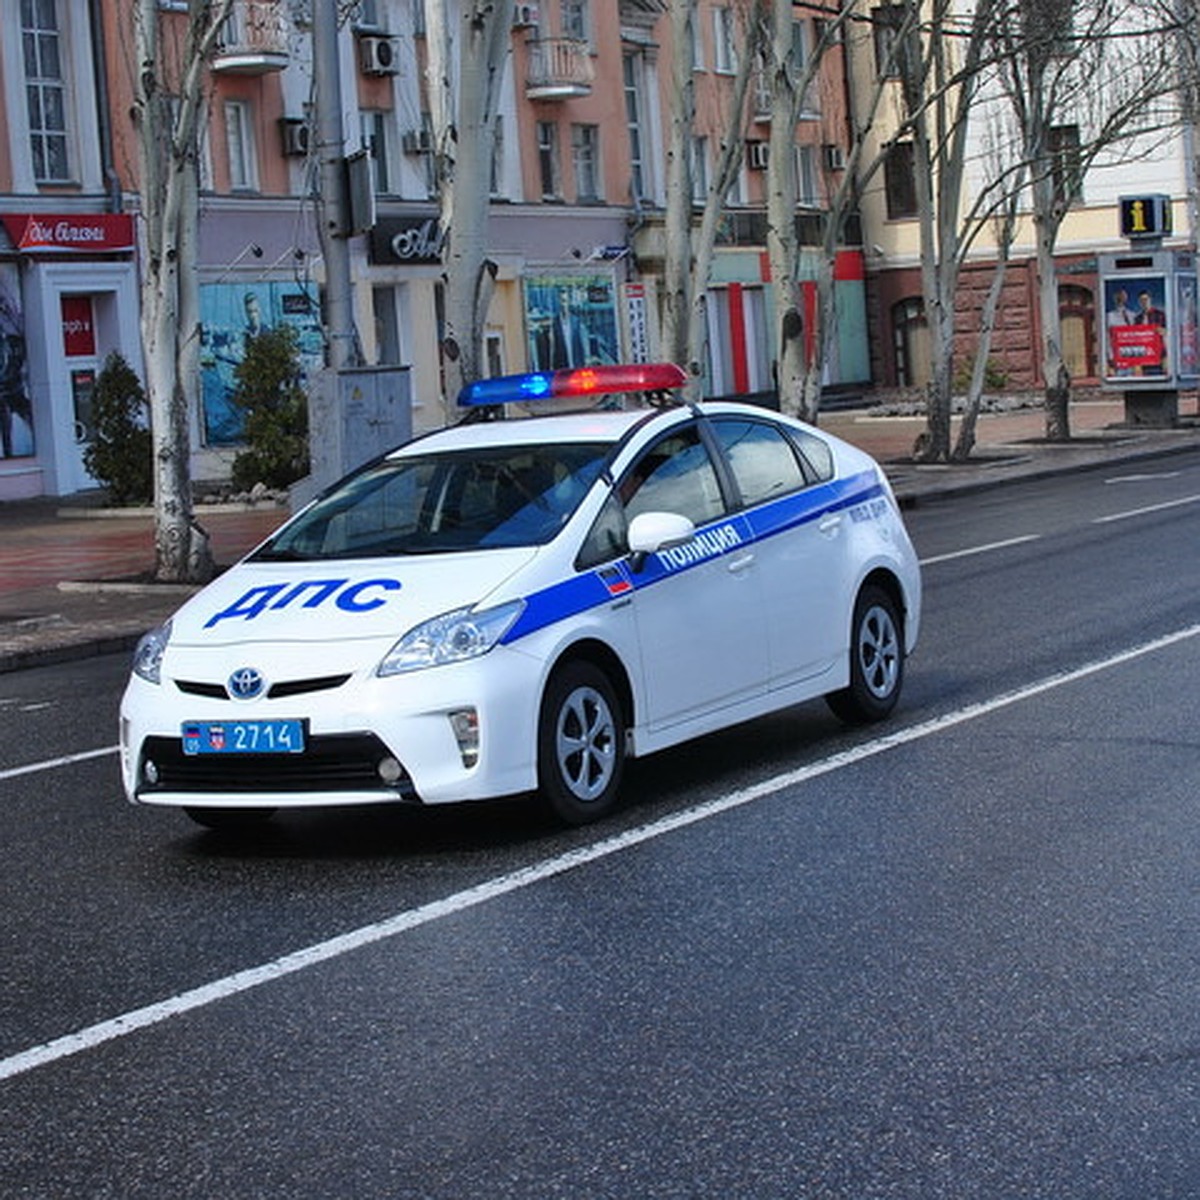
312,0 -> 357,370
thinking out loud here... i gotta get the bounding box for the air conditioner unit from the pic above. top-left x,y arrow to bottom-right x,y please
823,144 -> 847,171
280,119 -> 310,158
513,3 -> 540,27
747,141 -> 770,171
359,35 -> 401,76
401,129 -> 434,155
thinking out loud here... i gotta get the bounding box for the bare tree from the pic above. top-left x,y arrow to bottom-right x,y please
132,0 -> 232,582
993,0 -> 1184,440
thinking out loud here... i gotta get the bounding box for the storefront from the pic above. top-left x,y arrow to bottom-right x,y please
0,213 -> 141,500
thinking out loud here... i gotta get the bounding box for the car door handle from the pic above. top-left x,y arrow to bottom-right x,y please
727,552 -> 756,573
818,515 -> 842,536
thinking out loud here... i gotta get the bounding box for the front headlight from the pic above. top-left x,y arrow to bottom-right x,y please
132,620 -> 172,685
377,600 -> 525,677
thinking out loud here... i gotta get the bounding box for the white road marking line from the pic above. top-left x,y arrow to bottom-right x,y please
0,745 -> 116,783
1105,472 -> 1181,484
1092,494 -> 1200,524
2,621 -> 1199,1085
920,534 -> 1041,566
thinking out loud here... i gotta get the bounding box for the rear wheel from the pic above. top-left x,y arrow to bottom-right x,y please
537,661 -> 625,825
184,806 -> 277,831
826,585 -> 904,724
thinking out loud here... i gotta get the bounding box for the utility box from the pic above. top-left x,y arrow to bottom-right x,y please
1098,247 -> 1196,426
292,365 -> 412,510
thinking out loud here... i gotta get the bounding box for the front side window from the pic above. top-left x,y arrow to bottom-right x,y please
255,443 -> 614,559
23,0 -> 70,182
578,426 -> 727,567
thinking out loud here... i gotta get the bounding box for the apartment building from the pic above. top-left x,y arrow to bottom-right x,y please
0,0 -> 861,501
850,1 -> 1196,396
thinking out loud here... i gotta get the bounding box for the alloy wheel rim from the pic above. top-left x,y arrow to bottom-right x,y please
556,685 -> 617,802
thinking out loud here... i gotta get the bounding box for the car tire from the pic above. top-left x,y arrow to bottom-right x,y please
826,584 -> 904,724
537,661 -> 626,825
184,806 -> 277,831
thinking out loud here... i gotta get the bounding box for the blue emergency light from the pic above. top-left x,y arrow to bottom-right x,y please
457,363 -> 687,409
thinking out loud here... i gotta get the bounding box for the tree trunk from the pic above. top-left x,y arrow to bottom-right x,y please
436,2 -> 510,417
134,0 -> 221,583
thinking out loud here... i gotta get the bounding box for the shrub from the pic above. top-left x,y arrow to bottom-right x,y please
82,351 -> 153,505
229,324 -> 310,492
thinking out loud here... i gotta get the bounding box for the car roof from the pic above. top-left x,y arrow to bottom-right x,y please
388,406 -> 661,456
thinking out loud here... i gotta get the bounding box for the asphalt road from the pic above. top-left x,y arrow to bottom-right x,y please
2,450 -> 1199,1198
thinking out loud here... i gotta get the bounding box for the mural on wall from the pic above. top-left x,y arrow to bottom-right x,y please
523,274 -> 620,372
0,264 -> 34,459
199,282 -> 324,445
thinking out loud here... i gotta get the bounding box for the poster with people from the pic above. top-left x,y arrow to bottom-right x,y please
0,264 -> 34,459
524,274 -> 620,373
1104,276 -> 1169,379
199,282 -> 324,445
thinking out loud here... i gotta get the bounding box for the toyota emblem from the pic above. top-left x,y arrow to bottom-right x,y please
227,667 -> 265,700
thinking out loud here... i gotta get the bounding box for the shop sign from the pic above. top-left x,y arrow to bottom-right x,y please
368,216 -> 444,265
1,213 -> 135,254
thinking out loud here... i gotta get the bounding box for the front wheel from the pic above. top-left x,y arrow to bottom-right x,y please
826,585 -> 904,724
537,662 -> 626,826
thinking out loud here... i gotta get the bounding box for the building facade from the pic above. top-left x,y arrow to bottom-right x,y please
0,0 -> 865,501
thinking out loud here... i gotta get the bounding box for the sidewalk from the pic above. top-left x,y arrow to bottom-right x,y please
2,396 -> 1198,674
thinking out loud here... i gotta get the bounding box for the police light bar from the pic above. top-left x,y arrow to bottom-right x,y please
457,363 -> 687,409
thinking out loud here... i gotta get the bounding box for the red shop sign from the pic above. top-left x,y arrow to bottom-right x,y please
1,212 -> 135,254
61,296 -> 96,357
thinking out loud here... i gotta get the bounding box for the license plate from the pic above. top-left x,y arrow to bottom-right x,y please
182,719 -> 306,755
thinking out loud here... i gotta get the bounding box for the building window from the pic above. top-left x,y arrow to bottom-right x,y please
537,120 -> 560,199
797,144 -> 817,206
713,7 -> 736,74
562,0 -> 589,42
23,0 -> 70,182
892,297 -> 930,387
624,55 -> 648,203
1048,124 -> 1082,208
691,136 -> 709,204
871,4 -> 907,79
571,123 -> 600,201
355,0 -> 381,29
361,110 -> 390,194
224,100 -> 257,191
490,115 -> 505,198
884,140 -> 917,219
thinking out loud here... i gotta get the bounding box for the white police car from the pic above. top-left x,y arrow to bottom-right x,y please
120,363 -> 921,828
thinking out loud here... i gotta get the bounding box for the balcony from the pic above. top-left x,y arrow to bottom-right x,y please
525,38 -> 594,100
212,1 -> 289,74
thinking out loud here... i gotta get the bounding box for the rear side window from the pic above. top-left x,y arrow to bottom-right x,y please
710,418 -> 807,507
789,427 -> 835,483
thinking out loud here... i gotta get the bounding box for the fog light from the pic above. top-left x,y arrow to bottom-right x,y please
144,759 -> 159,786
377,756 -> 403,785
448,708 -> 479,768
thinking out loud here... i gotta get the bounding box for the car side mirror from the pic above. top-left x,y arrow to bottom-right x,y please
627,511 -> 695,571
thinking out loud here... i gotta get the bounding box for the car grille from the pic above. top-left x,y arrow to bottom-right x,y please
137,733 -> 416,798
174,674 -> 352,700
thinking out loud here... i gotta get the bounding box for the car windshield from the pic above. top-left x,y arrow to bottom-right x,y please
252,442 -> 613,560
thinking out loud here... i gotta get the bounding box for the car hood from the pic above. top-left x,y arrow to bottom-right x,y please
167,550 -> 538,649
